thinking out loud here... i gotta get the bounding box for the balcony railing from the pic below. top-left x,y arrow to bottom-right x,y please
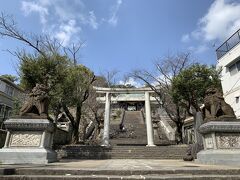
216,29 -> 240,60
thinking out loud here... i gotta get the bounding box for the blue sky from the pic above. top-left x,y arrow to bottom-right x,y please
0,0 -> 240,86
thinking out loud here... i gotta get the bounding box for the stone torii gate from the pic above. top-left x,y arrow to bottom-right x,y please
94,86 -> 156,147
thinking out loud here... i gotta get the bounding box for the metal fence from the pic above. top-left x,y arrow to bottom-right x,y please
216,29 -> 240,60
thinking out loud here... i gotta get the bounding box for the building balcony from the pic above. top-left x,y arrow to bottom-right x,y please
216,28 -> 240,60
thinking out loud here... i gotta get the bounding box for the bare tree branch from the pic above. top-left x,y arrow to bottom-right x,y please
100,69 -> 119,87
0,13 -> 46,57
131,53 -> 192,143
63,41 -> 85,65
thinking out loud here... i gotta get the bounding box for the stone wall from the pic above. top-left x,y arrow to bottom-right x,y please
53,127 -> 71,145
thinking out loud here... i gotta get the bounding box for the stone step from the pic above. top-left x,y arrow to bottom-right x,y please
59,154 -> 177,158
62,145 -> 187,150
109,112 -> 148,145
7,168 -> 240,176
2,174 -> 240,179
110,110 -> 174,146
2,168 -> 240,179
58,145 -> 188,159
159,109 -> 176,128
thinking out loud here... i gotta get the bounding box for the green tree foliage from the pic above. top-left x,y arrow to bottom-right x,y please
19,55 -> 95,143
63,65 -> 95,105
11,98 -> 22,116
19,53 -> 70,91
171,64 -> 221,113
0,12 -> 96,144
60,65 -> 95,143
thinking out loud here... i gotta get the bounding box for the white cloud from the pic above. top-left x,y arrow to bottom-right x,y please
182,0 -> 240,44
119,77 -> 142,88
54,4 -> 74,21
21,1 -> 48,24
88,11 -> 99,29
55,20 -> 81,46
108,0 -> 123,26
196,44 -> 208,54
39,0 -> 51,6
181,34 -> 190,43
188,44 -> 209,54
21,0 -> 82,45
181,0 -> 240,56
200,0 -> 240,41
190,30 -> 202,40
20,0 -> 122,45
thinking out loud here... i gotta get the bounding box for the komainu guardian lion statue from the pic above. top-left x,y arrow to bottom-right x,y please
20,83 -> 49,118
203,87 -> 236,121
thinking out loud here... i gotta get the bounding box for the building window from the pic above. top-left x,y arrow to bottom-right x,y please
5,109 -> 12,118
229,58 -> 240,76
3,106 -> 12,119
5,85 -> 14,96
229,63 -> 237,76
237,61 -> 240,71
236,97 -> 239,104
0,105 -> 4,117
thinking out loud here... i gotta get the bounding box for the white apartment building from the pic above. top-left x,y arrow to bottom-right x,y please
0,77 -> 24,123
216,29 -> 240,118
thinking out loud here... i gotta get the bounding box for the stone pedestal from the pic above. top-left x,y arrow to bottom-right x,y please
0,118 -> 57,164
197,121 -> 240,165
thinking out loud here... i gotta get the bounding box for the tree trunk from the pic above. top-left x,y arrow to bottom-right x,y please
175,120 -> 183,144
71,103 -> 82,144
71,125 -> 79,144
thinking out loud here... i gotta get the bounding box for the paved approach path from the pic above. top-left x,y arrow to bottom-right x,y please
2,159 -> 240,179
55,159 -> 240,170
1,159 -> 239,170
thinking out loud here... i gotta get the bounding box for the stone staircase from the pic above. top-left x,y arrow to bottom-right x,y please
159,108 -> 176,129
1,166 -> 240,179
109,111 -> 172,146
124,111 -> 145,124
58,145 -> 188,159
57,110 -> 185,160
154,124 -> 173,145
110,111 -> 148,145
